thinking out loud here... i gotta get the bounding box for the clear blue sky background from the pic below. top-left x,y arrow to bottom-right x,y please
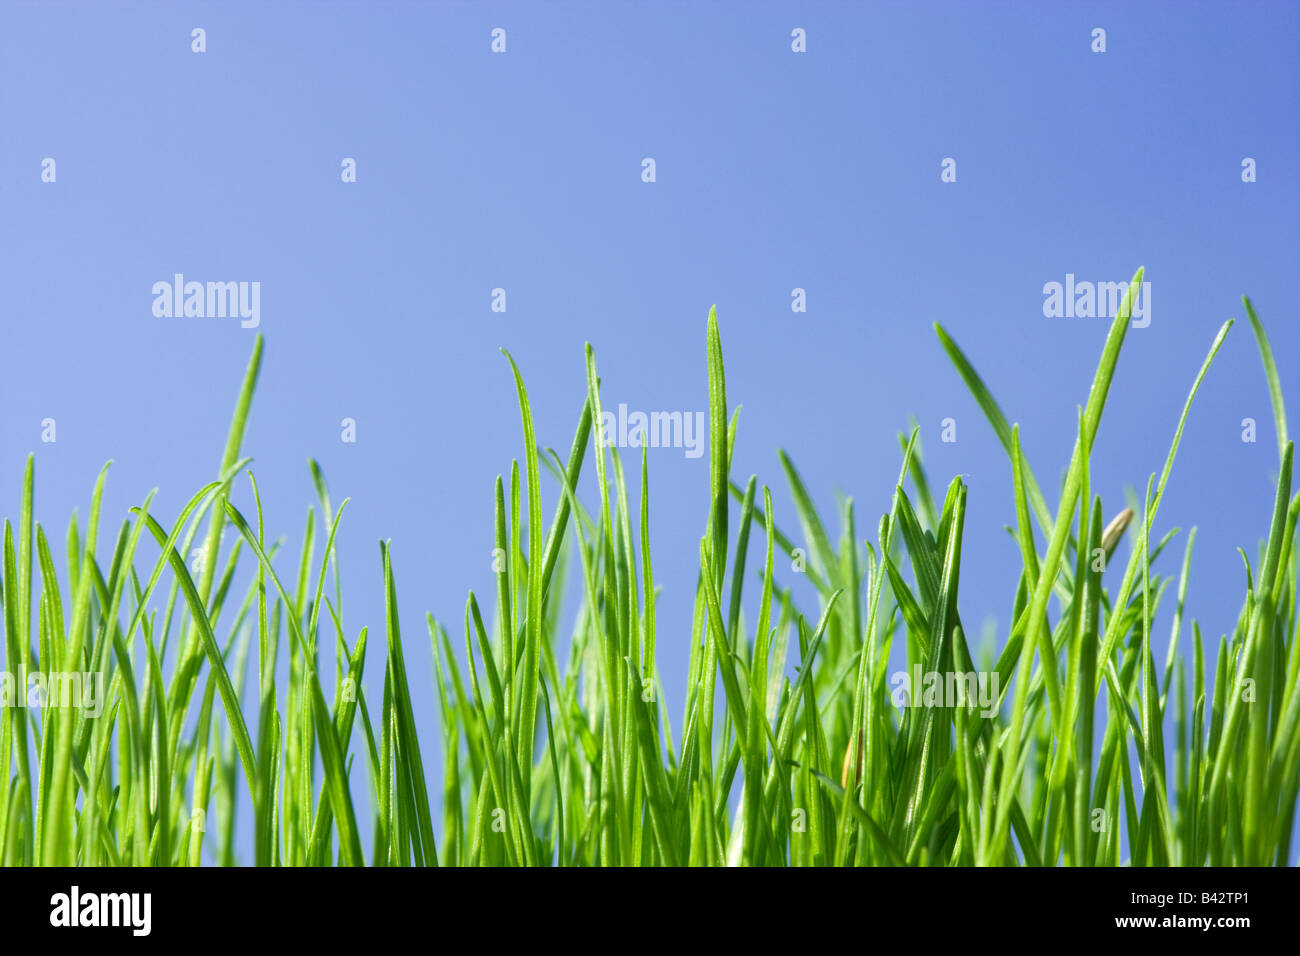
2,1 -> 1297,861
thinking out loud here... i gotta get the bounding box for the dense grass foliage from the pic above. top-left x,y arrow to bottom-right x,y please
2,269 -> 1297,866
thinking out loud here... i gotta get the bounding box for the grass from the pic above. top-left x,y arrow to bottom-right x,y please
1,266 -> 1297,866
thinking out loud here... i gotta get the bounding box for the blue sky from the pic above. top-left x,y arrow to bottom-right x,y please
2,1 -> 1297,859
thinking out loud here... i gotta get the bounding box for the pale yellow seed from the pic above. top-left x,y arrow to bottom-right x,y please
841,729 -> 864,788
1101,507 -> 1135,558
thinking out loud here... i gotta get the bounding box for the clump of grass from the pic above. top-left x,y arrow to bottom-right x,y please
1,268 -> 1296,866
